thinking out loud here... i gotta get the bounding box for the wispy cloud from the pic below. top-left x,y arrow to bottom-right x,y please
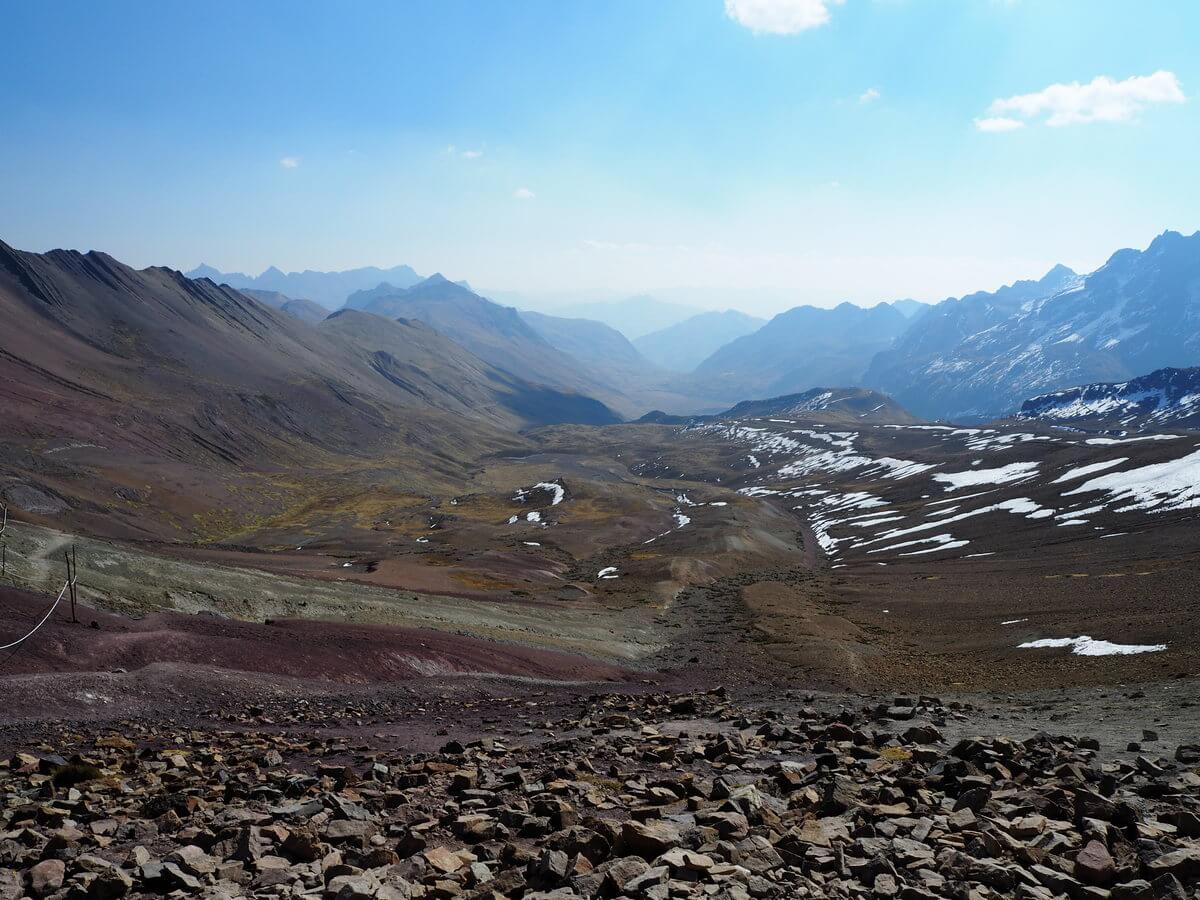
724,0 -> 844,35
513,187 -> 536,200
974,116 -> 1025,133
445,144 -> 484,159
279,156 -> 301,169
858,87 -> 881,105
977,71 -> 1185,131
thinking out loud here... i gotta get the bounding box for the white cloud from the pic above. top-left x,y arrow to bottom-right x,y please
974,116 -> 1025,133
513,187 -> 536,200
981,71 -> 1185,129
279,156 -> 301,169
460,149 -> 483,159
858,87 -> 880,104
724,0 -> 844,35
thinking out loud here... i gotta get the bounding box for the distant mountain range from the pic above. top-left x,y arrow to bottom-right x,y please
164,229 -> 1200,426
633,310 -> 765,372
548,295 -> 704,340
693,301 -> 912,399
1019,365 -> 1200,432
240,289 -> 328,324
344,275 -> 742,416
867,231 -> 1200,421
186,262 -> 423,309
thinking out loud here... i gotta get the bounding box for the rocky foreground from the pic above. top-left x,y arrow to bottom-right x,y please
3,690 -> 1200,900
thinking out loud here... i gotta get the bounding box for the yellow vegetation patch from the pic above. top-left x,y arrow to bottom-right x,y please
451,570 -> 520,591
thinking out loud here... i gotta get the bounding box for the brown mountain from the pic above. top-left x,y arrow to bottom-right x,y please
346,275 -> 626,409
0,240 -> 616,540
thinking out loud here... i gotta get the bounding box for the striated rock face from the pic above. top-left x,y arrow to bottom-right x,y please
3,690 -> 1199,900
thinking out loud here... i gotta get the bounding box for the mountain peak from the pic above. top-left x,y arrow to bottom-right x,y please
1041,263 -> 1076,283
422,272 -> 450,285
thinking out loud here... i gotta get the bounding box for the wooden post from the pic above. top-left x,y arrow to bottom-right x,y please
64,546 -> 79,624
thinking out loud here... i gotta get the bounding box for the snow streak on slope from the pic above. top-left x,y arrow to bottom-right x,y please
702,414 -> 1198,564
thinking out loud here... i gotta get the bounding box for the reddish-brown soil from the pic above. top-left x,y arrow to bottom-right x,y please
0,586 -> 631,685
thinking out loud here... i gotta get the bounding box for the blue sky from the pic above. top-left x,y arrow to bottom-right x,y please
2,0 -> 1197,314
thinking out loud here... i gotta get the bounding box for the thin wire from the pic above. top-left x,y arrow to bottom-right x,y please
0,579 -> 70,651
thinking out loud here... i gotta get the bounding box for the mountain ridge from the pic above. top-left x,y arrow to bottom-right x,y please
187,262 -> 423,309
865,231 -> 1200,421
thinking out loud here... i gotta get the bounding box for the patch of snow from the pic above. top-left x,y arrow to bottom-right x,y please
1064,448 -> 1200,513
1051,457 -> 1129,483
596,566 -> 619,580
515,482 -> 566,505
933,462 -> 1039,490
1086,434 -> 1181,445
1018,635 -> 1166,656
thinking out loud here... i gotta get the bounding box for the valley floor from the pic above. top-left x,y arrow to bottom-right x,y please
3,415 -> 1200,898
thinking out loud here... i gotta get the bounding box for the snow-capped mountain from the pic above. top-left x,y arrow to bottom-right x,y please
866,231 -> 1200,421
863,264 -> 1080,420
1019,366 -> 1200,432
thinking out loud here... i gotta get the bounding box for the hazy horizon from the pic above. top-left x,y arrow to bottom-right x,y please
3,1 -> 1198,315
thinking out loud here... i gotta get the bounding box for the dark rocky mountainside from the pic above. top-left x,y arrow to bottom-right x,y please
1019,365 -> 1200,432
